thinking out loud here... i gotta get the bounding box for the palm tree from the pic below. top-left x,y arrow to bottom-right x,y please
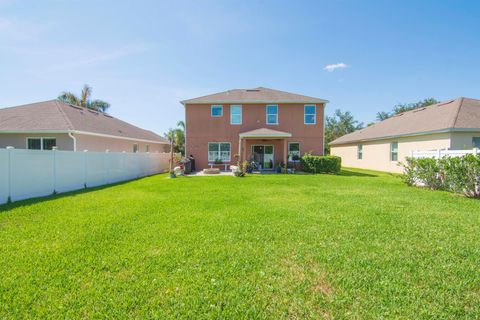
58,84 -> 111,112
164,121 -> 185,155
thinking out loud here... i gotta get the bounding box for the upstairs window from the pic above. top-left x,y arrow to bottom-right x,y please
145,144 -> 150,152
230,105 -> 242,125
304,105 -> 316,124
27,137 -> 56,150
357,144 -> 363,160
211,105 -> 223,117
266,105 -> 278,125
133,144 -> 139,153
208,142 -> 231,162
390,142 -> 398,161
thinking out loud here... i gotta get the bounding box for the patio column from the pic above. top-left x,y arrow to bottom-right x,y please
238,137 -> 242,162
283,138 -> 288,173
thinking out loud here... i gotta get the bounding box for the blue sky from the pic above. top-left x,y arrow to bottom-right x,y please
1,0 -> 479,134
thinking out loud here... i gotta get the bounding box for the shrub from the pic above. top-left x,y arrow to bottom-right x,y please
402,154 -> 480,197
300,154 -> 341,174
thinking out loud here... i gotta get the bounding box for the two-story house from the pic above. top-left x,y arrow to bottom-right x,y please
181,87 -> 328,171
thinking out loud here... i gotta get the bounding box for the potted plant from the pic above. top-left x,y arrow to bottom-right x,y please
169,170 -> 176,178
276,163 -> 282,173
214,158 -> 223,164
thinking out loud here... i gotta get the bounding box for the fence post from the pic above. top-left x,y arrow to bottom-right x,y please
6,146 -> 14,202
437,149 -> 441,159
83,150 -> 88,188
52,147 -> 57,193
474,148 -> 479,156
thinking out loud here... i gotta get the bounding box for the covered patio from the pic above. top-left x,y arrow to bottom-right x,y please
238,128 -> 292,171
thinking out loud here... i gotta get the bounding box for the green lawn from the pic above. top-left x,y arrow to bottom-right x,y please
1,169 -> 479,319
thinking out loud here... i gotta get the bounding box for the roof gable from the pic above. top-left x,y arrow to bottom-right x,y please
330,97 -> 480,146
181,87 -> 328,104
0,100 -> 168,143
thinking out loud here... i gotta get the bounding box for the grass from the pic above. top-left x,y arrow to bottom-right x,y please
1,169 -> 479,319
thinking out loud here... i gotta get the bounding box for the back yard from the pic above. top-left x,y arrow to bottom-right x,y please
1,169 -> 479,319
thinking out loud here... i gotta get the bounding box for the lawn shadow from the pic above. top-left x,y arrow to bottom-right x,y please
339,169 -> 378,177
0,176 -> 155,213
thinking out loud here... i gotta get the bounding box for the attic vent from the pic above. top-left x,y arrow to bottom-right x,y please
103,113 -> 113,118
246,89 -> 260,92
118,130 -> 123,133
68,104 -> 83,110
438,100 -> 455,107
392,113 -> 404,117
88,109 -> 99,115
413,107 -> 426,113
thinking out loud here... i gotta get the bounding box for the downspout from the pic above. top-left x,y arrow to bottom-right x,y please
68,131 -> 77,151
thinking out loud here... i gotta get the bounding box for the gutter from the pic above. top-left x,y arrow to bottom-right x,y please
68,131 -> 77,151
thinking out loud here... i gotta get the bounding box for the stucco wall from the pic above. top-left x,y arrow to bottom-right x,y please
75,134 -> 168,153
0,133 -> 74,150
185,103 -> 325,169
450,132 -> 480,149
331,133 -> 451,173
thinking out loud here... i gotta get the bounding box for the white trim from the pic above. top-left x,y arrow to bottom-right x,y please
304,104 -> 316,125
72,131 -> 168,144
230,105 -> 242,125
0,130 -> 168,145
207,142 -> 231,162
266,104 -> 278,125
239,133 -> 292,138
181,99 -> 330,105
211,105 -> 223,117
26,137 -> 57,150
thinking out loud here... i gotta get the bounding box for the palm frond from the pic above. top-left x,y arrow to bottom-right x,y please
57,92 -> 80,106
177,120 -> 185,131
81,84 -> 92,106
88,99 -> 111,112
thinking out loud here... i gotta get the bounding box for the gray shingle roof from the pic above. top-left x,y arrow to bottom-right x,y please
0,100 -> 168,143
181,87 -> 328,104
330,97 -> 480,146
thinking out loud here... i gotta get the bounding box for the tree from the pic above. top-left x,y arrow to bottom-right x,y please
376,98 -> 439,121
164,121 -> 185,155
58,84 -> 111,112
325,109 -> 363,154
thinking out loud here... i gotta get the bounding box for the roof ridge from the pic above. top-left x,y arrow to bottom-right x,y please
450,97 -> 464,128
54,100 -> 75,130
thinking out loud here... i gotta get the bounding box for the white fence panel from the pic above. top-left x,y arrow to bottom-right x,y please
10,150 -> 55,201
55,150 -> 86,193
0,148 -> 171,205
412,148 -> 479,159
0,150 -> 9,203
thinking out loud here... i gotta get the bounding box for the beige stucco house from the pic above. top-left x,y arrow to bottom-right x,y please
0,100 -> 169,153
330,97 -> 480,173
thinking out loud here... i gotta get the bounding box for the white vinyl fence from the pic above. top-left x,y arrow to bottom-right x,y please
411,148 -> 479,159
0,148 -> 170,204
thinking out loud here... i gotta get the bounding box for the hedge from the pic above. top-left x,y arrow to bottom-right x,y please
300,154 -> 341,174
403,154 -> 480,198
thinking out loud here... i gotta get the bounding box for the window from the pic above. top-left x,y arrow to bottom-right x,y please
288,142 -> 300,161
357,144 -> 363,160
390,142 -> 398,161
208,142 -> 231,162
266,105 -> 278,124
473,137 -> 480,148
211,105 -> 223,117
230,105 -> 242,125
133,144 -> 139,153
145,144 -> 150,152
304,105 -> 316,124
26,137 -> 56,150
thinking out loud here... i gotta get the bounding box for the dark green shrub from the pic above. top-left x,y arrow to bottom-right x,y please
300,154 -> 341,174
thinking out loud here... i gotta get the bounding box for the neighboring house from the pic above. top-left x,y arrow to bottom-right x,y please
181,87 -> 328,170
330,97 -> 480,173
0,100 -> 169,153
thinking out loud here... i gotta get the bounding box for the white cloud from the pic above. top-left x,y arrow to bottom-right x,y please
324,62 -> 348,72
